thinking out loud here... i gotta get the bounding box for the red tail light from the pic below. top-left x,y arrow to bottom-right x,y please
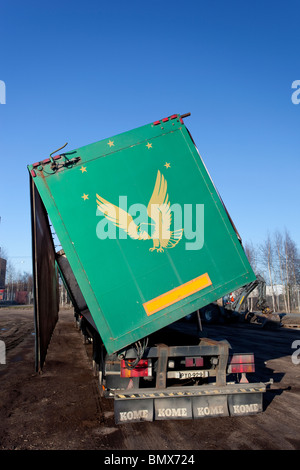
185,357 -> 204,367
228,354 -> 255,374
185,357 -> 194,367
120,359 -> 151,378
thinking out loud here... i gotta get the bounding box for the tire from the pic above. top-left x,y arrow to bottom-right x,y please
200,304 -> 220,324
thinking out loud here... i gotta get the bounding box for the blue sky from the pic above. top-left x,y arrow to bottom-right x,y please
0,0 -> 299,275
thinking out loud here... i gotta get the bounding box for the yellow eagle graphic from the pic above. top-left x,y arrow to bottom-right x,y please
96,170 -> 183,252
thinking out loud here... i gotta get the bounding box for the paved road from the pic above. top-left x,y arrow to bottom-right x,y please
0,307 -> 299,450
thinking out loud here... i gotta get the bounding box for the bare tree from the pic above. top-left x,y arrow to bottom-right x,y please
244,241 -> 258,273
245,231 -> 299,313
244,241 -> 258,312
274,230 -> 288,312
5,261 -> 16,301
259,234 -> 277,312
284,230 -> 300,312
0,247 -> 8,260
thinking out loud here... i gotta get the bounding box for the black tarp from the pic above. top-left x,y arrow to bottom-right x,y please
30,177 -> 59,372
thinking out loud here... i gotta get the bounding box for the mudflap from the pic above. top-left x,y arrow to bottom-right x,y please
114,384 -> 265,424
115,398 -> 154,424
228,392 -> 263,416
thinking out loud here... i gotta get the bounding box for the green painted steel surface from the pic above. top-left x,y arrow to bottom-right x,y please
28,114 -> 255,354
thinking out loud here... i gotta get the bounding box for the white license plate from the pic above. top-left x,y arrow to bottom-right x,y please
179,370 -> 209,379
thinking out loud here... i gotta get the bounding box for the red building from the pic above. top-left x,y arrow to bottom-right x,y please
0,258 -> 6,289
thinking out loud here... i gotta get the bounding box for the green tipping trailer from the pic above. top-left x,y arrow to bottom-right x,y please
29,113 -> 267,423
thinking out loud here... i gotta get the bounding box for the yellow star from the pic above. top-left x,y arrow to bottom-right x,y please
164,162 -> 171,169
80,166 -> 87,173
108,140 -> 114,147
81,193 -> 89,201
146,142 -> 152,149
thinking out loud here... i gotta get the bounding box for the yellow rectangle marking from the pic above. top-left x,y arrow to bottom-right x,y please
143,272 -> 212,316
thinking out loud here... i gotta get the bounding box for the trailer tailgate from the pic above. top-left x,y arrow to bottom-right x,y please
28,114 -> 255,355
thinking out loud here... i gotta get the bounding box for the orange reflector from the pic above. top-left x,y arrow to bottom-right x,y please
143,273 -> 212,316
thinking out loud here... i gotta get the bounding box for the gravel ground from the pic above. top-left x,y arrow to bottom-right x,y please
0,306 -> 300,451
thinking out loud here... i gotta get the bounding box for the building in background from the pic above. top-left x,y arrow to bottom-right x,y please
0,258 -> 6,288
0,258 -> 7,300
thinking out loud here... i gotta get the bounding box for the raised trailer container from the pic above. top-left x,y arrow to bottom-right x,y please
29,113 -> 267,423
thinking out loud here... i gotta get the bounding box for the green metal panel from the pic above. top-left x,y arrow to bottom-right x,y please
28,114 -> 255,354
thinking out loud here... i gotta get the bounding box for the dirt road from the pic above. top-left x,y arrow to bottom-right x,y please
0,307 -> 300,451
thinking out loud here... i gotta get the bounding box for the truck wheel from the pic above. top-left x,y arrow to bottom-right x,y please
201,304 -> 220,324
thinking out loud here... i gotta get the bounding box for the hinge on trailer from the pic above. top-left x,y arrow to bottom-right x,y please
32,142 -> 81,174
155,344 -> 169,389
215,341 -> 229,387
49,142 -> 69,169
153,112 -> 191,126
